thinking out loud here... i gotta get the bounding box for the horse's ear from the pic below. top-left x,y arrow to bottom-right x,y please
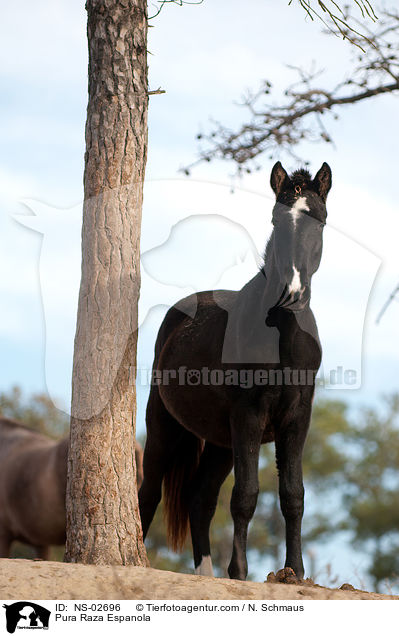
270,162 -> 289,197
313,162 -> 332,201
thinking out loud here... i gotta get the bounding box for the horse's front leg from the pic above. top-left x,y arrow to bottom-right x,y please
275,404 -> 311,580
228,408 -> 264,580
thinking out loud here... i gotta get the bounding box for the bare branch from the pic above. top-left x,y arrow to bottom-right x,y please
148,87 -> 166,95
292,0 -> 378,49
376,284 -> 399,324
148,0 -> 204,20
182,9 -> 399,175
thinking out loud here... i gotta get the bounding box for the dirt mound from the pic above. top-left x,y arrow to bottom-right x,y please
0,559 -> 397,600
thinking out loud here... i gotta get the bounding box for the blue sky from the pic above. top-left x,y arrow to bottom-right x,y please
0,0 -> 398,587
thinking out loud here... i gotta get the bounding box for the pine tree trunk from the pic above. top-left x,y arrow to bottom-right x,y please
65,0 -> 148,566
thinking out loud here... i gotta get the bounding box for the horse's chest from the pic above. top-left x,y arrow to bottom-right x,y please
281,329 -> 322,370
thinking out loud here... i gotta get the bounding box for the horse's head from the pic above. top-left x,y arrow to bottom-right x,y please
268,161 -> 332,312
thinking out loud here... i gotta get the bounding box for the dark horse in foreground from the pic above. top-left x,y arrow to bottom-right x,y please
0,417 -> 144,558
139,162 -> 332,580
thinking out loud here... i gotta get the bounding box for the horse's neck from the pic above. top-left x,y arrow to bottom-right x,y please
260,232 -> 283,307
236,233 -> 280,315
221,235 -> 319,365
222,270 -> 281,364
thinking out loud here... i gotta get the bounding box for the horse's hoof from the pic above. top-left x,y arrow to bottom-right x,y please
266,567 -> 299,584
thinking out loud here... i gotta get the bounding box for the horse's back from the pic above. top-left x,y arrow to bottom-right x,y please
155,290 -> 236,364
0,417 -> 46,455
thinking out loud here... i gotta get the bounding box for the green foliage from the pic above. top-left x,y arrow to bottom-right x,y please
341,395 -> 399,590
304,400 -> 351,485
0,385 -> 69,439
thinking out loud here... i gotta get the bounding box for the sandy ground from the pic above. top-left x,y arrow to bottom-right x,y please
0,559 -> 397,600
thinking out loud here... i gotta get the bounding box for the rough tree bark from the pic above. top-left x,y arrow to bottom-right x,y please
65,0 -> 148,565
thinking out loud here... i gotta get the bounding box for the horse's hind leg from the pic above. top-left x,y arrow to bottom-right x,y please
0,529 -> 11,558
189,442 -> 233,576
139,386 -> 183,539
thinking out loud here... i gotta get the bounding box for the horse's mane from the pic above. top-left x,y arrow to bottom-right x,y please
262,233 -> 273,268
290,168 -> 312,188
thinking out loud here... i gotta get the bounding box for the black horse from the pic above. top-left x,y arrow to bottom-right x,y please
139,161 -> 332,580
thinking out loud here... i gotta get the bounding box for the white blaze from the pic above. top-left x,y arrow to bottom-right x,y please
290,196 -> 309,228
288,266 -> 302,294
195,555 -> 214,576
287,196 -> 308,296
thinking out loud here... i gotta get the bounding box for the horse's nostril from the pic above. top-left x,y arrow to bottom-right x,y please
288,290 -> 302,305
278,284 -> 309,310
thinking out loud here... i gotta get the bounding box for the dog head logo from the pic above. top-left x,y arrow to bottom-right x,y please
2,602 -> 50,634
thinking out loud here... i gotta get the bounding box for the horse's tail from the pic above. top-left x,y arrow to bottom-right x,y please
163,429 -> 204,552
